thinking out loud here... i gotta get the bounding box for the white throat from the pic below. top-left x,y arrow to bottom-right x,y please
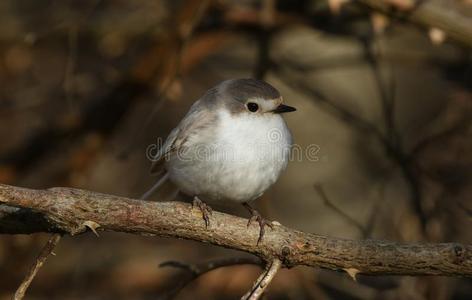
215,110 -> 292,160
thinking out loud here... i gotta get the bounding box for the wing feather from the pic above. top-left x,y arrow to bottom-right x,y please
150,99 -> 216,174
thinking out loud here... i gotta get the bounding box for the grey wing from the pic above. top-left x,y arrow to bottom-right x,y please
150,126 -> 179,175
150,99 -> 216,175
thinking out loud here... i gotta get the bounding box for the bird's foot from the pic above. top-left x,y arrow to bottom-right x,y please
192,197 -> 213,228
243,203 -> 273,245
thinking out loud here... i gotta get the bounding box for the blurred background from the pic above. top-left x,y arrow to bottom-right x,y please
0,0 -> 471,299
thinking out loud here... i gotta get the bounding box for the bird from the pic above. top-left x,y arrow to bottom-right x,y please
144,78 -> 296,243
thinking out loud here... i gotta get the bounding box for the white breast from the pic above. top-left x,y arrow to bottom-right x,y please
167,109 -> 292,203
207,110 -> 292,202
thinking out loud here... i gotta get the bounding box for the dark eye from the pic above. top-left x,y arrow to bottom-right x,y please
247,102 -> 259,112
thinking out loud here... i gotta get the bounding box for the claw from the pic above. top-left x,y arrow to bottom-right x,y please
192,197 -> 213,228
243,203 -> 273,245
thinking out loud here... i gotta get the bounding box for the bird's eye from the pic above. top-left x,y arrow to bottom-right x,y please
247,102 -> 259,112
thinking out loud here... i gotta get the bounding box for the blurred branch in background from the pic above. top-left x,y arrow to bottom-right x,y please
314,184 -> 380,239
275,31 -> 469,238
314,184 -> 367,235
159,257 -> 263,299
359,35 -> 429,232
357,0 -> 472,48
0,0 -> 212,180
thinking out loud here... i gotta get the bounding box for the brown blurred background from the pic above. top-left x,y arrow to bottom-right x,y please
0,0 -> 471,299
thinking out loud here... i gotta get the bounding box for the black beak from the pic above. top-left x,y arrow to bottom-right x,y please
272,104 -> 296,114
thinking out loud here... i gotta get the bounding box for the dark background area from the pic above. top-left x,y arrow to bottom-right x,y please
0,0 -> 471,299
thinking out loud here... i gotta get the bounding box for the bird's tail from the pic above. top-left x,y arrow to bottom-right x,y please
140,172 -> 169,200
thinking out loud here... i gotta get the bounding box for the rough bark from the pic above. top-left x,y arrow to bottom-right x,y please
0,183 -> 471,276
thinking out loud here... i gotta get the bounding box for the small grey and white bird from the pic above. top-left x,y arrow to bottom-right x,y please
145,78 -> 295,243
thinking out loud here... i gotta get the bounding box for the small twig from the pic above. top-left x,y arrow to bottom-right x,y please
63,25 -> 78,111
254,0 -> 276,79
63,0 -> 100,111
411,116 -> 471,159
160,257 -> 262,276
361,37 -> 399,148
314,184 -> 367,235
242,258 -> 282,300
160,257 -> 263,298
362,193 -> 382,239
457,202 -> 472,219
14,234 -> 62,300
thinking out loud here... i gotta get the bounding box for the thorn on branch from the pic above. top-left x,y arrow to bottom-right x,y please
83,220 -> 101,237
344,267 -> 360,281
14,234 -> 62,300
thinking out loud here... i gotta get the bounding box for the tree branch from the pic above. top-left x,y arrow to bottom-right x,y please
0,183 -> 471,277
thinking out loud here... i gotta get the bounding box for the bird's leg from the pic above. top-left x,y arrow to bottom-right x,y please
192,196 -> 213,228
243,202 -> 273,244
